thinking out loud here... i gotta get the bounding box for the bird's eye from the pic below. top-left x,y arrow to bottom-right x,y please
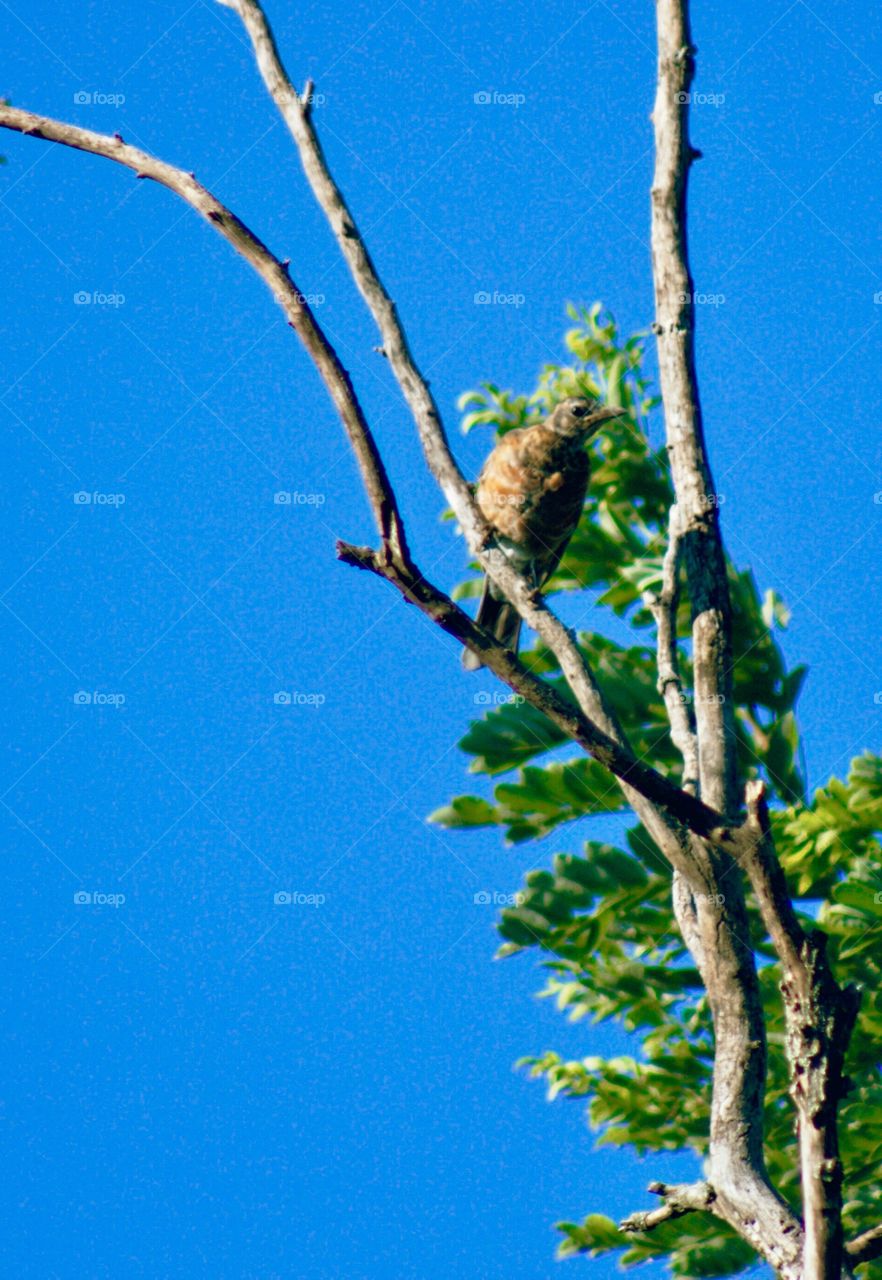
571,404 -> 587,418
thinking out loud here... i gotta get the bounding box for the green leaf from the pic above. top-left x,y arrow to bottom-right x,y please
427,795 -> 497,829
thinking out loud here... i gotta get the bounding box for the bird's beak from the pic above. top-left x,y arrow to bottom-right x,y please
583,405 -> 627,434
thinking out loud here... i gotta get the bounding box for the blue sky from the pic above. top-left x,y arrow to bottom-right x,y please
1,1 -> 880,1276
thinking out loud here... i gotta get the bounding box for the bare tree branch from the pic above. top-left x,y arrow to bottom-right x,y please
650,0 -> 737,819
649,6 -> 808,1275
742,781 -> 861,1280
846,1223 -> 882,1265
620,1180 -> 715,1233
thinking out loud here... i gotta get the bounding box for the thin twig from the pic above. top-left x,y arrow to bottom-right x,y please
620,1180 -> 715,1233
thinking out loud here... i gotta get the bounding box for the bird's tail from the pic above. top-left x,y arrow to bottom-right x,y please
462,577 -> 522,671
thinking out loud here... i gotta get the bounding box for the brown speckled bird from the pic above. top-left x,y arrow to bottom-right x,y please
463,396 -> 622,670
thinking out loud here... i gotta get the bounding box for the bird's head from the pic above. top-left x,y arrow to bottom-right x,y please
547,396 -> 623,439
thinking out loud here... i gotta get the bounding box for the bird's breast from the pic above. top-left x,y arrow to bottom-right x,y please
476,426 -> 590,557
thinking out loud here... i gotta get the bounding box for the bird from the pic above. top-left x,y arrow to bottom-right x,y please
462,396 -> 622,670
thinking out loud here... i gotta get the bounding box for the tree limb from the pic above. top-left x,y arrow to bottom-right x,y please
846,1223 -> 882,1265
620,1180 -> 715,1233
650,1 -> 736,819
741,781 -> 861,1280
650,6 -> 805,1274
